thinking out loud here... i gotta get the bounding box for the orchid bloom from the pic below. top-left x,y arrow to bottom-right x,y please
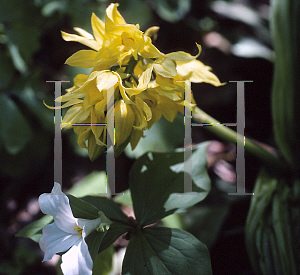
39,182 -> 102,275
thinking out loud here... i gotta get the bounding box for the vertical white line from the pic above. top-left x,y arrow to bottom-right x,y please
47,80 -> 69,186
184,81 -> 193,193
106,81 -> 116,195
228,81 -> 253,195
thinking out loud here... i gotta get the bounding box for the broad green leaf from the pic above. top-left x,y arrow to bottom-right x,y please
122,227 -> 212,275
67,195 -> 100,219
99,223 -> 132,253
0,93 -> 32,155
15,215 -> 53,242
92,245 -> 114,275
129,142 -> 211,226
161,213 -> 184,230
114,189 -> 133,206
80,196 -> 130,223
125,115 -> 184,159
68,171 -> 109,197
85,230 -> 107,261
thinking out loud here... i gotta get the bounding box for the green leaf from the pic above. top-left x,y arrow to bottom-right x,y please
129,142 -> 211,226
114,189 -> 133,206
0,48 -> 15,89
92,245 -> 114,275
68,171 -> 109,197
99,223 -> 132,253
67,195 -> 100,219
85,230 -> 107,261
18,87 -> 54,130
122,227 -> 212,275
0,93 -> 32,155
125,115 -> 184,159
15,215 -> 53,242
80,196 -> 130,223
271,0 -> 300,170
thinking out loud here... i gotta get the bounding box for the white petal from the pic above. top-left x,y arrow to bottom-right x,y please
39,183 -> 77,233
61,236 -> 93,275
77,217 -> 101,236
61,245 -> 80,275
39,222 -> 81,261
78,233 -> 93,275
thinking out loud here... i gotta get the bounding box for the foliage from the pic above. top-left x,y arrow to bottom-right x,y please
7,0 -> 300,275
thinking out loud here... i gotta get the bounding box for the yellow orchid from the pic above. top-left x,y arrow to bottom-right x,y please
52,3 -> 223,160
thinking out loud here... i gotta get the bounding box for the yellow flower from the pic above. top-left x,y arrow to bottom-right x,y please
62,3 -> 162,70
52,3 -> 223,160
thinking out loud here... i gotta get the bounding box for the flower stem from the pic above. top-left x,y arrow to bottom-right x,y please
192,106 -> 291,175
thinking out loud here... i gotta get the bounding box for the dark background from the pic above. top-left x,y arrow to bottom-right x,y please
0,0 -> 273,274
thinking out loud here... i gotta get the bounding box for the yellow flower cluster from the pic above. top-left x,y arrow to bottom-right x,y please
58,3 -> 222,160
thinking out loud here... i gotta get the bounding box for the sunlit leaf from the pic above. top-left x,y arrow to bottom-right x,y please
67,194 -> 100,219
129,142 -> 211,226
68,171 -> 109,197
15,215 -> 53,242
92,245 -> 114,275
122,227 -> 212,275
125,115 -> 184,159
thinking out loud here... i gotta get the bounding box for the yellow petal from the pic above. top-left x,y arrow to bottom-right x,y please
157,96 -> 179,123
73,27 -> 94,39
115,100 -> 134,146
83,83 -> 104,109
65,50 -> 97,68
136,97 -> 152,122
106,3 -> 126,25
176,59 -> 224,86
91,108 -> 106,146
156,74 -> 184,94
88,134 -> 106,161
131,103 -> 148,130
130,129 -> 144,150
139,38 -> 164,58
61,31 -> 100,51
61,104 -> 91,127
77,127 -> 91,149
144,26 -> 160,40
95,99 -> 107,118
61,99 -> 83,108
91,13 -> 105,44
96,71 -> 119,92
74,74 -> 88,86
105,4 -> 136,35
125,65 -> 153,96
165,43 -> 202,61
153,58 -> 177,78
59,91 -> 86,102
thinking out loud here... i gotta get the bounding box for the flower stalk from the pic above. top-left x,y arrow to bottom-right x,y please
193,106 -> 291,175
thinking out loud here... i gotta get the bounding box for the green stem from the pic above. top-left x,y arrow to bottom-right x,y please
193,106 -> 290,174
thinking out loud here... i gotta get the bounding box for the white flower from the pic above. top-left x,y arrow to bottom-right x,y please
39,182 -> 101,275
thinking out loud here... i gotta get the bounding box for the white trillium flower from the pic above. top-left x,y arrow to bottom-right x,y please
39,182 -> 101,275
